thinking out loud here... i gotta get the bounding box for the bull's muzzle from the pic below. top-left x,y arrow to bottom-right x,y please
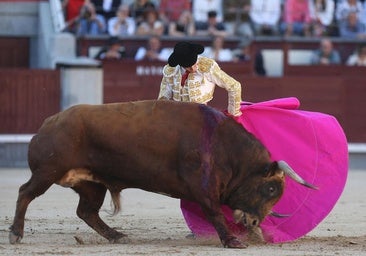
233,210 -> 259,228
233,210 -> 266,243
233,161 -> 317,225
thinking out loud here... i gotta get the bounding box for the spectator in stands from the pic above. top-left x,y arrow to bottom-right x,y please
232,39 -> 266,76
129,0 -> 156,26
335,0 -> 363,22
346,43 -> 366,66
361,1 -> 366,27
76,1 -> 107,36
62,0 -> 86,33
192,0 -> 224,29
159,0 -> 191,26
202,36 -> 233,62
250,0 -> 282,36
134,35 -> 172,61
90,0 -> 121,24
338,11 -> 366,39
195,10 -> 228,37
108,4 -> 136,36
135,7 -> 165,36
94,36 -> 126,60
232,39 -> 251,62
310,38 -> 341,65
281,0 -> 312,37
223,0 -> 253,37
168,10 -> 196,37
309,0 -> 335,37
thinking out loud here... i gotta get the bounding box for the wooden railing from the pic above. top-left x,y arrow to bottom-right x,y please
284,65 -> 366,76
77,35 -> 364,65
0,68 -> 60,133
77,35 -> 243,58
0,37 -> 30,68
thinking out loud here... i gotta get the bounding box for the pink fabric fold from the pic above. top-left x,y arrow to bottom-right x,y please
181,97 -> 348,243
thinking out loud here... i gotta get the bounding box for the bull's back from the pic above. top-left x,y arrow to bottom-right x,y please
28,100 -> 225,182
80,100 -> 208,149
83,101 -> 216,168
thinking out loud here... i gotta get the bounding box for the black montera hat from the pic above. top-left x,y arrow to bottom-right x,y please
168,42 -> 204,67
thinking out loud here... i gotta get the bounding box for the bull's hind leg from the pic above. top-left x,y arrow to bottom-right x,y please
9,175 -> 54,244
73,181 -> 127,243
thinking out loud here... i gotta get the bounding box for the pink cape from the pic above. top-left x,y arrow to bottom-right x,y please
181,97 -> 348,243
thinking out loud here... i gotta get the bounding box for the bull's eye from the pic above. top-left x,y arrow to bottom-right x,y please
268,186 -> 276,196
261,182 -> 279,198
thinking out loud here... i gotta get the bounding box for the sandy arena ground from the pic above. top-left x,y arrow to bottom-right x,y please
0,168 -> 365,256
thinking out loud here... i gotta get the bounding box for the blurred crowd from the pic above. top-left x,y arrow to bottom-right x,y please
61,0 -> 366,68
61,0 -> 366,39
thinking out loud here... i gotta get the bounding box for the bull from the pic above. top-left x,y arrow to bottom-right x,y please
9,100 -> 316,248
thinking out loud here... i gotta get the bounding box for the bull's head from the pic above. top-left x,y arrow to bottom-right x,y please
229,160 -> 317,236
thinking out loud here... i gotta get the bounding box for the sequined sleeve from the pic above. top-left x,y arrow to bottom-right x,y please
204,59 -> 242,116
158,65 -> 176,100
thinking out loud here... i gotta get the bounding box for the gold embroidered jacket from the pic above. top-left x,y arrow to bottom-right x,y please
158,56 -> 242,116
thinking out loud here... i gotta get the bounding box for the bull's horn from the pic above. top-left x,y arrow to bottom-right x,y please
278,160 -> 318,190
233,209 -> 244,224
270,211 -> 291,218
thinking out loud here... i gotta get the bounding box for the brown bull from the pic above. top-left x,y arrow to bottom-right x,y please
9,100 -> 315,248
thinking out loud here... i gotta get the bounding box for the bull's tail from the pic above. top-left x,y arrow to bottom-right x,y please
108,190 -> 121,216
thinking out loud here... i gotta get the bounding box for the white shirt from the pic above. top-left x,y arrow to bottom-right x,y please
361,2 -> 366,26
203,47 -> 233,62
250,0 -> 281,26
335,0 -> 363,21
103,0 -> 113,11
346,53 -> 366,66
309,0 -> 335,26
192,0 -> 223,22
134,47 -> 172,61
108,16 -> 136,36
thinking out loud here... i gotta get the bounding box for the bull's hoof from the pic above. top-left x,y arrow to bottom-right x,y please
9,231 -> 22,244
109,233 -> 130,244
247,226 -> 266,244
223,237 -> 248,249
185,232 -> 196,240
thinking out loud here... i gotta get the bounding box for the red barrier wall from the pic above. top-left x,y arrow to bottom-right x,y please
102,60 -> 366,142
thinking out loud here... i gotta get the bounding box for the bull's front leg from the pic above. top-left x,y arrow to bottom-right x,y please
200,203 -> 247,248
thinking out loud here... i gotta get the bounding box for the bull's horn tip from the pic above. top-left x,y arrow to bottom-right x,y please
270,211 -> 291,218
304,182 -> 319,190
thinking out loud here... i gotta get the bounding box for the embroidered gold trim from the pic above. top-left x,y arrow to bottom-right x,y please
197,57 -> 214,73
212,65 -> 238,90
195,93 -> 213,104
163,65 -> 178,77
189,89 -> 201,97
